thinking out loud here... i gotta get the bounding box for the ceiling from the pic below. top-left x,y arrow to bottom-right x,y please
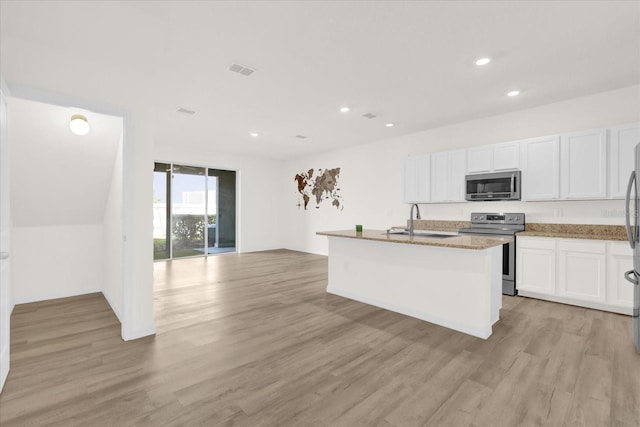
9,98 -> 123,227
1,1 -> 639,160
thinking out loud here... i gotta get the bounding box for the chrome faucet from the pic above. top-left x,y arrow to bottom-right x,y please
409,203 -> 421,237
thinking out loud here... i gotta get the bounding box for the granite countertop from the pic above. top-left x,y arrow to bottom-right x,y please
517,223 -> 626,241
317,229 -> 511,250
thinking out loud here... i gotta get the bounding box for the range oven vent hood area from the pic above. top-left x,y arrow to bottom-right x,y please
465,171 -> 521,201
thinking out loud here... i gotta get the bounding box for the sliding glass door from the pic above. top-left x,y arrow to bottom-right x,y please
153,162 -> 236,260
171,165 -> 206,258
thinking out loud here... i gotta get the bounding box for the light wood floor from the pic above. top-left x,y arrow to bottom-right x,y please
1,249 -> 638,426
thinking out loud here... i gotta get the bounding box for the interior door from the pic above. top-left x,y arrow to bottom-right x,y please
0,81 -> 10,392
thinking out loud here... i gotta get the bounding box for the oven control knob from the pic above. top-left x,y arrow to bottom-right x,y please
472,215 -> 478,220
507,216 -> 512,221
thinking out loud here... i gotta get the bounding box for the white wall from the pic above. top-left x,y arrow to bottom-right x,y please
154,145 -> 285,253
11,225 -> 103,303
102,134 -> 123,322
283,85 -> 640,255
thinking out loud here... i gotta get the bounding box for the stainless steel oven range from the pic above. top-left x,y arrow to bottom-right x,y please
458,212 -> 525,296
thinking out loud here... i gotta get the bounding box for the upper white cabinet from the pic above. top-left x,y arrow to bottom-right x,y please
466,146 -> 493,174
493,141 -> 520,171
521,135 -> 560,201
431,150 -> 466,202
609,122 -> 640,199
560,128 -> 608,199
467,142 -> 519,174
402,154 -> 430,203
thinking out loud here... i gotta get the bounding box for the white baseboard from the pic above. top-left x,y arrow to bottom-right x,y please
121,326 -> 156,342
0,344 -> 9,394
327,285 -> 491,339
14,288 -> 101,305
518,290 -> 633,316
101,291 -> 122,323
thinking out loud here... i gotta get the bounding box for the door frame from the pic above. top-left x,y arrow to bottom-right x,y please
0,76 -> 11,393
0,84 -> 139,343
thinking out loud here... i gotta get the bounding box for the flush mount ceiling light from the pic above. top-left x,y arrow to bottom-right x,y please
339,106 -> 350,113
385,123 -> 395,128
69,114 -> 90,136
250,132 -> 259,137
475,57 -> 491,66
507,90 -> 521,97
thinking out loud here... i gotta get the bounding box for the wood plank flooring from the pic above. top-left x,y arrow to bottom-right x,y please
1,249 -> 638,426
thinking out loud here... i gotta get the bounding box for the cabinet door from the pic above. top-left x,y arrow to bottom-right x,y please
430,152 -> 448,202
609,123 -> 640,199
607,242 -> 634,308
557,239 -> 606,303
521,136 -> 560,200
466,145 -> 493,174
493,141 -> 520,171
516,237 -> 556,294
403,155 -> 430,203
560,128 -> 608,199
448,149 -> 467,202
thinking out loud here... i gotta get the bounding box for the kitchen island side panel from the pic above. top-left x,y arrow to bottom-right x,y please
325,236 -> 502,339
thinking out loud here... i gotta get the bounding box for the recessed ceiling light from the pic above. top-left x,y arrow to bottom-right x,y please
229,63 -> 256,76
385,123 -> 394,128
475,57 -> 491,66
507,90 -> 521,97
340,106 -> 350,113
69,114 -> 90,136
250,132 -> 259,137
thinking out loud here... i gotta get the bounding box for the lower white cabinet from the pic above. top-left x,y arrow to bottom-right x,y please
607,242 -> 635,308
517,237 -> 556,294
557,239 -> 606,303
517,236 -> 633,315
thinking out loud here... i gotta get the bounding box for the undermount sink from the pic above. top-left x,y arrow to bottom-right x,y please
384,229 -> 458,238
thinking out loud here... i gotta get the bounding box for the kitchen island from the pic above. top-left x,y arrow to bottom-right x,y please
317,229 -> 511,339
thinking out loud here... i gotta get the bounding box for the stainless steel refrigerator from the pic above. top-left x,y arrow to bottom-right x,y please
624,143 -> 640,353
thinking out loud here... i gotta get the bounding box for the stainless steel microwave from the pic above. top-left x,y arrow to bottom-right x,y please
465,171 -> 521,201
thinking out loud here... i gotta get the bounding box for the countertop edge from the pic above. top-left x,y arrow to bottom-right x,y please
317,230 -> 511,250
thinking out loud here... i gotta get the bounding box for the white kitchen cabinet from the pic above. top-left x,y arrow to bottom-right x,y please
517,236 -> 632,315
609,122 -> 640,199
402,154 -> 430,203
557,239 -> 606,303
466,145 -> 493,174
560,128 -> 608,199
431,149 -> 466,202
607,242 -> 634,308
521,135 -> 560,200
516,237 -> 556,295
493,141 -> 520,171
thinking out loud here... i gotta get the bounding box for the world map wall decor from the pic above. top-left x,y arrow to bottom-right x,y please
294,168 -> 343,210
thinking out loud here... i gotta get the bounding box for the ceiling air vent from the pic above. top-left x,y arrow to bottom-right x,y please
176,108 -> 196,115
295,135 -> 308,139
229,63 -> 256,76
362,113 -> 377,119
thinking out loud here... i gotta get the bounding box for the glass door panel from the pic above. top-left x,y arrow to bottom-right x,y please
153,163 -> 170,260
171,165 -> 206,258
207,169 -> 236,253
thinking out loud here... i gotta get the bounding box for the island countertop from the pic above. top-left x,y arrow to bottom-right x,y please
317,229 -> 511,250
